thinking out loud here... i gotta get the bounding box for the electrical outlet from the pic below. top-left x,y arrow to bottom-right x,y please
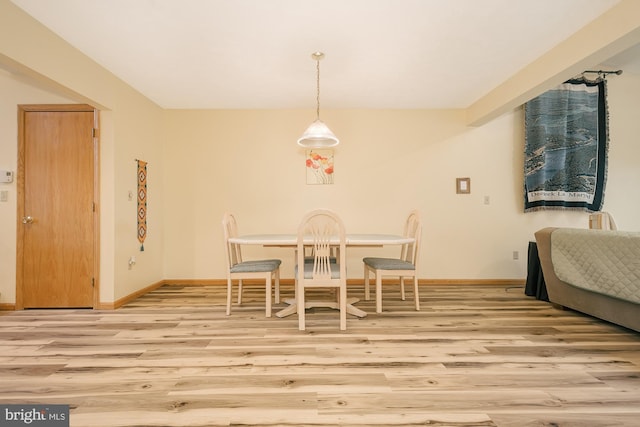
513,251 -> 519,260
484,195 -> 490,205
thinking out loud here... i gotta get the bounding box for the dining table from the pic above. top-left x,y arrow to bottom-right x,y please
228,233 -> 414,318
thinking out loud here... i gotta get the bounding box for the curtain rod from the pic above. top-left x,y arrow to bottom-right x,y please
582,69 -> 623,77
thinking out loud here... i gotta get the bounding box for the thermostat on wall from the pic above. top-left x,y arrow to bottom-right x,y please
0,170 -> 14,183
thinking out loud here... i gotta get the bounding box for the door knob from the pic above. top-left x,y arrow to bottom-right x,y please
22,216 -> 34,224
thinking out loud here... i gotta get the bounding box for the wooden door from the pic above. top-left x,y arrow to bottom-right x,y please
17,105 -> 99,308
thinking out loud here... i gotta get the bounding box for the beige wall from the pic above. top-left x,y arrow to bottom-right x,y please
161,85 -> 640,282
0,1 -> 166,305
601,72 -> 640,229
1,0 -> 639,307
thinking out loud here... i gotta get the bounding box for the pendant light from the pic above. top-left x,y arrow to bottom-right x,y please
297,51 -> 339,148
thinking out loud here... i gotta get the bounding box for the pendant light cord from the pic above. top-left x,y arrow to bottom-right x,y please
315,58 -> 321,120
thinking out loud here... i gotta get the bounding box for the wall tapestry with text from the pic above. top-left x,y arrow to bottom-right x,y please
524,78 -> 608,212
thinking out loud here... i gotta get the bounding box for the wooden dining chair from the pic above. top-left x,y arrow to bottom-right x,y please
363,210 -> 422,313
588,211 -> 617,230
296,209 -> 348,331
222,212 -> 281,317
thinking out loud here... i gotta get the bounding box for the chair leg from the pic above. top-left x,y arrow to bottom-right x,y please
413,276 -> 420,311
375,271 -> 383,313
298,286 -> 306,331
237,280 -> 243,304
339,284 -> 347,331
364,265 -> 371,300
226,278 -> 233,316
400,276 -> 406,300
274,269 -> 280,304
265,274 -> 272,318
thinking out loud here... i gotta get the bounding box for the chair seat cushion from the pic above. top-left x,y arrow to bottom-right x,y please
363,257 -> 415,270
231,259 -> 281,273
304,256 -> 337,263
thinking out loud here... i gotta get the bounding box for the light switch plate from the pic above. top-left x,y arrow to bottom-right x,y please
0,190 -> 8,202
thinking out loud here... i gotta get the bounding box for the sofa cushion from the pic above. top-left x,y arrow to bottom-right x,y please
551,228 -> 640,304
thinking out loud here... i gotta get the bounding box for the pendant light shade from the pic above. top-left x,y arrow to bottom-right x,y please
297,52 -> 339,148
297,119 -> 339,148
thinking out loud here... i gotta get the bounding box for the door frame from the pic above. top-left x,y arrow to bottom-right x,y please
16,104 -> 100,309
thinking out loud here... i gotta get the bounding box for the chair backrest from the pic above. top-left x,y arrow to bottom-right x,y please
222,212 -> 242,269
296,209 -> 346,284
589,211 -> 617,230
400,210 -> 422,265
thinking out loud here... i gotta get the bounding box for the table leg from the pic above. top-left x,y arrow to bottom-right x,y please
275,297 -> 367,318
275,298 -> 297,317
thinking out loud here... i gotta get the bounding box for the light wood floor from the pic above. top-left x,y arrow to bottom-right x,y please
1,283 -> 639,427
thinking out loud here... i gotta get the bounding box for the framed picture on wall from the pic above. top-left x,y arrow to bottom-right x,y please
305,149 -> 334,185
456,177 -> 470,194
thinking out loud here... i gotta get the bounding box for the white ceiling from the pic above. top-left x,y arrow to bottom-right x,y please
10,0 -> 635,110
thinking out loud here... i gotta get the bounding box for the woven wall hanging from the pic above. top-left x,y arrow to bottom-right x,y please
137,159 -> 147,251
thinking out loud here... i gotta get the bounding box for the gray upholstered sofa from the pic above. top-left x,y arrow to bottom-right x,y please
535,227 -> 640,333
